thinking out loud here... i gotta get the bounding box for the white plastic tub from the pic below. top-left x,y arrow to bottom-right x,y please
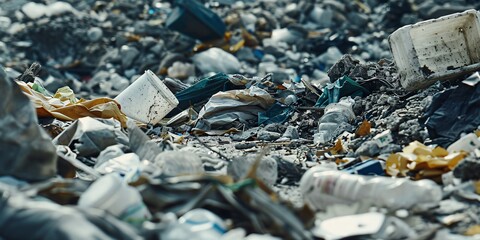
78,174 -> 151,224
115,70 -> 179,124
389,9 -> 480,90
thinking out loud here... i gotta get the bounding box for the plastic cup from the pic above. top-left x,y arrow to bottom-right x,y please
115,70 -> 179,124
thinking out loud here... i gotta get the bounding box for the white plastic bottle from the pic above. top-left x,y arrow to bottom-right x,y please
300,170 -> 442,210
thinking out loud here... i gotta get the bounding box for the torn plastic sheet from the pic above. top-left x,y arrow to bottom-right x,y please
53,117 -> 129,157
315,76 -> 369,107
0,65 -> 57,181
312,212 -> 417,240
0,183 -> 140,240
127,120 -> 203,177
258,102 -> 295,126
166,0 -> 226,41
17,81 -> 127,127
195,86 -> 274,131
423,72 -> 480,147
169,73 -> 244,117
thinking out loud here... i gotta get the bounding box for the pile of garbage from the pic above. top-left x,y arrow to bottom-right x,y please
3,0 -> 480,239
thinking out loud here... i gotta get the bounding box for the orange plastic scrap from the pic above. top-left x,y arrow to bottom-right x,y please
416,169 -> 445,178
387,140 -> 467,179
403,141 -> 432,156
329,138 -> 344,155
355,119 -> 371,137
445,152 -> 467,170
386,152 -> 415,177
465,225 -> 480,236
474,181 -> 480,195
432,146 -> 449,157
17,81 -> 127,127
425,158 -> 449,169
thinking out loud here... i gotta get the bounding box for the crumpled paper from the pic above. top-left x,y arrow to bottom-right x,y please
17,81 -> 127,127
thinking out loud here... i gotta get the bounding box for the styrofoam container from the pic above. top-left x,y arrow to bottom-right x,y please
78,174 -> 151,224
389,9 -> 480,90
115,70 -> 179,124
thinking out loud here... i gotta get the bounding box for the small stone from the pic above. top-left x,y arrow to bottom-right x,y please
234,142 -> 257,150
355,140 -> 380,157
257,130 -> 281,141
282,126 -> 299,140
120,45 -> 140,68
87,27 -> 103,42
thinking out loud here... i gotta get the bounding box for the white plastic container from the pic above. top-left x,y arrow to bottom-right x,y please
447,133 -> 480,153
115,70 -> 179,124
300,170 -> 442,210
78,174 -> 151,224
389,9 -> 480,90
178,209 -> 227,239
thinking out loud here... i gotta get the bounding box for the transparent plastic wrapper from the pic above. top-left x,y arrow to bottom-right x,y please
300,170 -> 442,210
314,97 -> 355,144
0,183 -> 140,239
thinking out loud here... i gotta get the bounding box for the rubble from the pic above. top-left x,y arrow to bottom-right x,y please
2,1 -> 480,239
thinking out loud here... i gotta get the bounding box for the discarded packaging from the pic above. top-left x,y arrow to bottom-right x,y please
195,86 -> 275,131
390,9 -> 480,90
18,81 -> 128,127
115,70 -> 179,125
0,65 -> 57,181
314,97 -> 355,144
78,174 -> 151,225
313,212 -> 417,240
342,159 -> 385,176
447,133 -> 480,153
178,209 -> 227,239
300,170 -> 442,210
423,72 -> 480,147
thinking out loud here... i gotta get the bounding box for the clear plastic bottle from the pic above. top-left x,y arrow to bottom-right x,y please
300,170 -> 442,210
314,97 -> 355,144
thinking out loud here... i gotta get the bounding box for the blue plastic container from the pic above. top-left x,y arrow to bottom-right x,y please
342,159 -> 385,176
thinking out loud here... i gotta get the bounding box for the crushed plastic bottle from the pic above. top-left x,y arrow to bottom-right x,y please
314,97 -> 355,144
300,170 -> 442,210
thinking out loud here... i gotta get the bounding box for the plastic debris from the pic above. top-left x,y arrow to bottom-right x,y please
0,65 -> 57,181
4,2 -> 480,239
300,170 -> 442,210
390,10 -> 480,90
